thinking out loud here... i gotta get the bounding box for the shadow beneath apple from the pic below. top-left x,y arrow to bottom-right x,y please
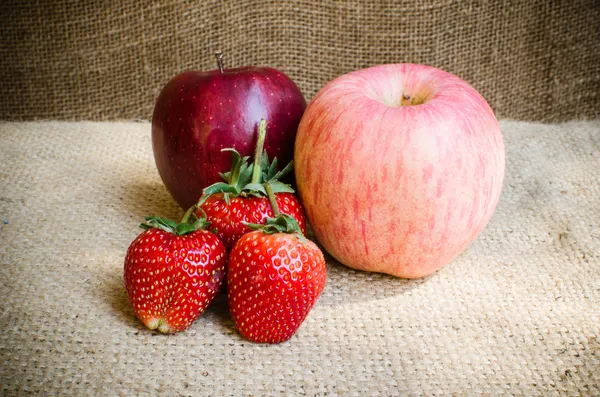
317,250 -> 432,307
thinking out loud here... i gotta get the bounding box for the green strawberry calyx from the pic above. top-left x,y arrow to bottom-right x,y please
246,214 -> 305,236
140,206 -> 210,236
197,118 -> 294,206
245,182 -> 308,242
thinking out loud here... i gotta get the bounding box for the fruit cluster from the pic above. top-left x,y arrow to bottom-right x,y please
124,119 -> 327,344
124,53 -> 506,341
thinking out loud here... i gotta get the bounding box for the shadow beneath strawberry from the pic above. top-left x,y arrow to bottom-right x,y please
202,289 -> 238,336
316,251 -> 432,307
102,270 -> 147,331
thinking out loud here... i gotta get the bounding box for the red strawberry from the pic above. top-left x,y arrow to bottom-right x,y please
228,192 -> 326,343
200,192 -> 306,250
195,119 -> 306,250
124,210 -> 227,333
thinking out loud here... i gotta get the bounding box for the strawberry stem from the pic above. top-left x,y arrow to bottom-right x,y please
264,182 -> 280,216
229,155 -> 242,187
180,204 -> 197,224
251,119 -> 267,184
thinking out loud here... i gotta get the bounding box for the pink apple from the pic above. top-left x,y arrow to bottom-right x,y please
295,64 -> 505,278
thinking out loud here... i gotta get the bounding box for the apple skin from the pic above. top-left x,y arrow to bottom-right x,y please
152,66 -> 306,209
295,64 -> 505,278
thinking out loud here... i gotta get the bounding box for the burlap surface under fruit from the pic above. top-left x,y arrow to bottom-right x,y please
0,120 -> 599,396
1,0 -> 599,122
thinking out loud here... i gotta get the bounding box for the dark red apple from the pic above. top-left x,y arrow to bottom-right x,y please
152,52 -> 307,209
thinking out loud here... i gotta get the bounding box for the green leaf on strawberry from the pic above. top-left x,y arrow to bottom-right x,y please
140,205 -> 210,235
246,214 -> 306,240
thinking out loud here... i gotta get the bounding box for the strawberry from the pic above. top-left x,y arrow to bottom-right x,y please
227,185 -> 326,343
195,119 -> 306,250
200,192 -> 306,250
124,208 -> 227,333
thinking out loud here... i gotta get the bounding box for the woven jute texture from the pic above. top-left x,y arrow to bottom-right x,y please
1,0 -> 599,122
1,120 -> 599,395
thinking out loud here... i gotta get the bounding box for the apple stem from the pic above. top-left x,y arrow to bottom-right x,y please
251,119 -> 267,184
401,93 -> 411,106
264,182 -> 280,217
215,51 -> 224,73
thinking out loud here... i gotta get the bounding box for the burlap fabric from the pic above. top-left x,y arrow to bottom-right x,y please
1,0 -> 599,122
0,120 -> 598,395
